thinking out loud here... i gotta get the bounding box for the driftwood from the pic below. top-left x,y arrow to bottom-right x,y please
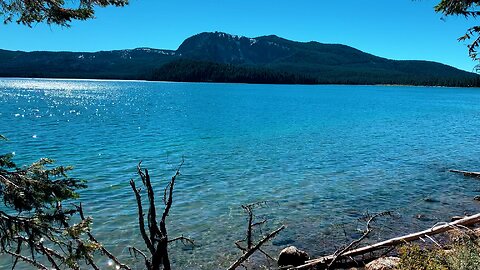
450,169 -> 480,178
292,213 -> 480,269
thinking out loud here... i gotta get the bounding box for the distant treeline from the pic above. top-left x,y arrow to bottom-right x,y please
149,59 -> 480,87
149,59 -> 318,84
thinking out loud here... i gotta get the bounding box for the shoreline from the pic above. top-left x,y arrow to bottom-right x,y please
0,76 -> 478,88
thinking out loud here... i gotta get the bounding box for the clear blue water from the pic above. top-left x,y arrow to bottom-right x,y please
2,78 -> 480,269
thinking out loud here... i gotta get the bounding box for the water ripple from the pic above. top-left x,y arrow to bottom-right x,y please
1,78 -> 480,269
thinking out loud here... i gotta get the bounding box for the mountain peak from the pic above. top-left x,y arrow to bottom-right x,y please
176,32 -> 292,64
211,31 -> 244,40
184,31 -> 248,42
0,31 -> 477,86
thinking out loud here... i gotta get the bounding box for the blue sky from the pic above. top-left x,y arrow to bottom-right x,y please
1,0 -> 478,71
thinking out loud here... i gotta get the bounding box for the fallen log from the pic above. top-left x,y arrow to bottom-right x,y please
449,169 -> 480,178
291,213 -> 480,269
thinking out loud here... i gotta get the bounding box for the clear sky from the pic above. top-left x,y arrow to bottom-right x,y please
1,0 -> 479,71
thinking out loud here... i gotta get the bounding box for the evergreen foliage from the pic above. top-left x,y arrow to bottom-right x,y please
149,58 -> 480,87
436,1 -> 480,62
0,0 -> 128,26
0,136 -> 102,269
150,59 -> 318,84
0,135 -> 188,270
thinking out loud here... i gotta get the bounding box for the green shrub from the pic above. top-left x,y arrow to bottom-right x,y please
398,232 -> 480,270
398,244 -> 447,270
445,236 -> 480,270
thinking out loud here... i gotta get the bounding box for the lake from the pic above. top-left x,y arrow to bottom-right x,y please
1,78 -> 480,269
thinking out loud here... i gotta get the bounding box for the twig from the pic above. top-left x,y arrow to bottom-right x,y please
4,250 -> 48,270
258,248 -> 275,261
168,236 -> 195,245
129,246 -> 149,262
162,158 -> 184,222
424,235 -> 442,248
227,225 -> 285,270
327,212 -> 390,269
235,240 -> 247,252
77,203 -> 131,270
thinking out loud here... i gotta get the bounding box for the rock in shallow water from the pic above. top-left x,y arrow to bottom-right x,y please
277,246 -> 309,267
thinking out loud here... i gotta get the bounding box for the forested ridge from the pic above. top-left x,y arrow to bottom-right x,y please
1,32 -> 479,86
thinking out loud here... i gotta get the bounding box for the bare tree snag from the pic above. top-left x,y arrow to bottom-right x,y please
228,202 -> 285,270
129,160 -> 192,270
228,225 -> 285,270
292,212 -> 480,270
327,212 -> 391,269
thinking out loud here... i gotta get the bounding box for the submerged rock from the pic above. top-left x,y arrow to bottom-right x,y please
365,256 -> 400,270
277,246 -> 309,267
272,238 -> 295,246
424,197 -> 439,203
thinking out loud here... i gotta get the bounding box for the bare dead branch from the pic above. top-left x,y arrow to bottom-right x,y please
239,201 -> 269,251
327,211 -> 391,269
129,246 -> 149,261
227,225 -> 285,270
130,179 -> 155,254
12,240 -> 22,270
168,236 -> 195,246
246,207 -> 254,250
235,240 -> 247,252
258,248 -> 275,261
4,249 -> 49,270
162,158 -> 184,223
41,246 -> 67,266
232,200 -> 283,268
252,219 -> 268,228
130,160 -> 186,270
141,168 -> 162,248
77,203 -> 131,270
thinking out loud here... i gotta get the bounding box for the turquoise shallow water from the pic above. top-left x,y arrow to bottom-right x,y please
2,78 -> 480,269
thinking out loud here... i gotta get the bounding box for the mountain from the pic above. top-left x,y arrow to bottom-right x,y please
0,48 -> 176,79
173,32 -> 479,85
0,31 -> 478,86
